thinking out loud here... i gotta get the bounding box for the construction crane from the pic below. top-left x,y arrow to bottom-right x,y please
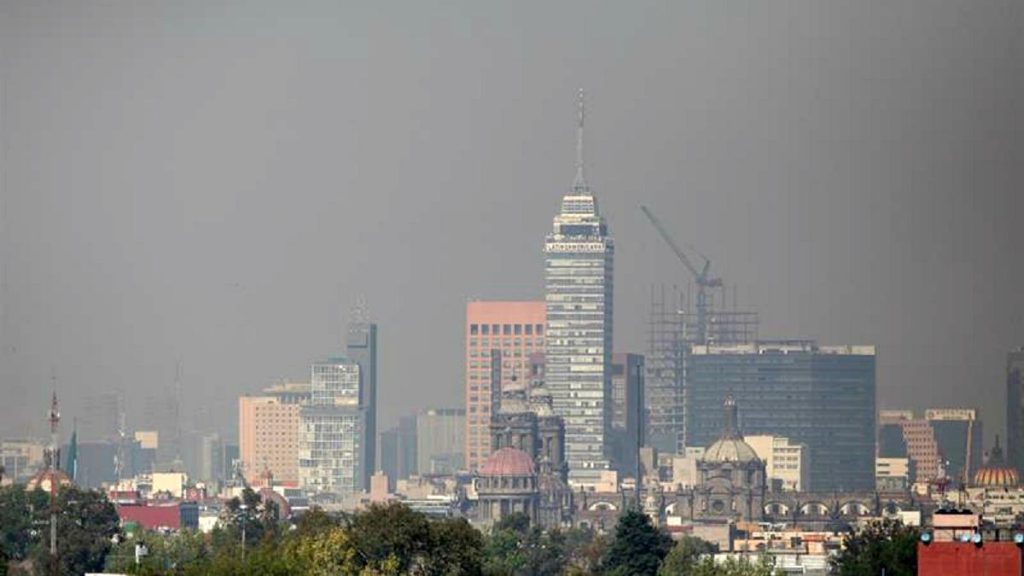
640,205 -> 723,345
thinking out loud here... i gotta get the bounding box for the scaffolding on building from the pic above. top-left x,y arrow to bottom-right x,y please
646,284 -> 759,454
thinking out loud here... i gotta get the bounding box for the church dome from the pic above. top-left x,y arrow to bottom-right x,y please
480,447 -> 536,477
704,437 -> 761,464
703,395 -> 762,465
972,437 -> 1019,488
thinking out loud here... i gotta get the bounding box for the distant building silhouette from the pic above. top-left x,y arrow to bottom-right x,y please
346,308 -> 378,491
416,408 -> 464,475
609,353 -> 644,475
379,415 -> 417,490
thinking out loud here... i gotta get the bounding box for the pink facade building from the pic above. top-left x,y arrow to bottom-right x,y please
465,301 -> 546,472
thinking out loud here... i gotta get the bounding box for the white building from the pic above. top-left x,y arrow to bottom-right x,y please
298,358 -> 366,498
745,435 -> 809,492
544,91 -> 615,487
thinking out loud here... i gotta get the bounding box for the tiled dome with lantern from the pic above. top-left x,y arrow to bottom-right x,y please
972,436 -> 1019,488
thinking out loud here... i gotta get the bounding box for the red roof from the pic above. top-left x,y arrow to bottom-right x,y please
480,447 -> 536,477
116,502 -> 181,530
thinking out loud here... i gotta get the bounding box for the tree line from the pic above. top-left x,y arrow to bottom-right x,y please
0,484 -> 917,575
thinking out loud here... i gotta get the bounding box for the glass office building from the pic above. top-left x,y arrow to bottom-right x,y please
686,341 -> 876,491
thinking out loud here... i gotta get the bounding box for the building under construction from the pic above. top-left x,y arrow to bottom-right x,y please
646,283 -> 758,454
641,204 -> 759,455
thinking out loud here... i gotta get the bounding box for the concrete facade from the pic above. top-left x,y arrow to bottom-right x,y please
239,395 -> 302,486
746,435 -> 809,492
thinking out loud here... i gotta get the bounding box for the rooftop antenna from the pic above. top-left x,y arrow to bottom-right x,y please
572,88 -> 588,193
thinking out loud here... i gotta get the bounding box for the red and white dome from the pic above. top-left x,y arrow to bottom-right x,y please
480,447 -> 536,477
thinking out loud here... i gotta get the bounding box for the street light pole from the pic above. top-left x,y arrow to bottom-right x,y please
240,503 -> 247,562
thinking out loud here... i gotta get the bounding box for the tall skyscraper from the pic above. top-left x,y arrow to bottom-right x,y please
686,341 -> 876,491
346,307 -> 378,490
1006,348 -> 1024,473
464,301 -> 546,472
299,359 -> 367,498
544,91 -> 615,486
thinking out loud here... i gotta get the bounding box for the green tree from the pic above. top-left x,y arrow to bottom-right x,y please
288,526 -> 359,576
28,486 -> 120,576
602,509 -> 673,576
483,523 -> 568,576
346,502 -> 432,573
291,507 -> 341,539
106,530 -> 210,575
425,517 -> 484,576
0,486 -> 36,566
564,530 -> 607,576
492,513 -> 531,536
829,519 -> 918,576
690,555 -> 777,576
658,535 -> 716,575
483,524 -> 526,576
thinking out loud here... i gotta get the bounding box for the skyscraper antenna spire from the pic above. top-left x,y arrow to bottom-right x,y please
572,88 -> 588,192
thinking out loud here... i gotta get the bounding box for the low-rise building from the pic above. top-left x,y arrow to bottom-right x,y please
746,435 -> 809,492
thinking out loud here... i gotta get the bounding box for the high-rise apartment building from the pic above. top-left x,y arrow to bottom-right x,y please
1006,348 -> 1024,473
417,408 -> 465,475
346,311 -> 378,490
464,301 -> 546,472
610,353 -> 644,475
299,359 -> 366,497
544,92 -> 614,486
686,341 -> 876,491
239,382 -> 308,486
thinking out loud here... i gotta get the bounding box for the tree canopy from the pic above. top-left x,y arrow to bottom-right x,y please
601,509 -> 673,576
829,518 -> 918,576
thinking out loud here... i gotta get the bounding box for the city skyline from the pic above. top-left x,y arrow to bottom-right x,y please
1,1 -> 1022,450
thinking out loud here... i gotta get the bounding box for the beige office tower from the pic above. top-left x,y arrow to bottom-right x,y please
464,300 -> 546,472
239,382 -> 309,486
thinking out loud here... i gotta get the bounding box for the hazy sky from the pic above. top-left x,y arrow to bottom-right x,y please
1,1 -> 1021,447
